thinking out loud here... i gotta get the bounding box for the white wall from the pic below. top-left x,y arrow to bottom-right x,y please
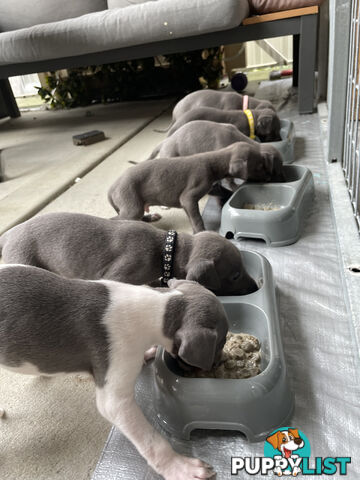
245,36 -> 293,67
9,74 -> 40,97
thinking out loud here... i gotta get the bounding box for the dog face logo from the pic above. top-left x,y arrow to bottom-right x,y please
266,428 -> 305,459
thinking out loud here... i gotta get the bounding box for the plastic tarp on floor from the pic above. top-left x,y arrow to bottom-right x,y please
92,81 -> 360,480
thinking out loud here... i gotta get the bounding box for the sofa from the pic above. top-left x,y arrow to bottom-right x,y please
0,0 -> 320,117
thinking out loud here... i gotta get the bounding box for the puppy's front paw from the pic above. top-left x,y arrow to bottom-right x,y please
144,346 -> 158,363
160,455 -> 215,480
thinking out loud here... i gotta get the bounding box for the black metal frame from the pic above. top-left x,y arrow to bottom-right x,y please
0,12 -> 318,118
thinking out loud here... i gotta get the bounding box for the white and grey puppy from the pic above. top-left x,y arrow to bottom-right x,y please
0,265 -> 228,479
0,213 -> 258,295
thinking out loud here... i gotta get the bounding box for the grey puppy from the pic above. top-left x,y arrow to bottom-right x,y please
166,106 -> 281,141
108,141 -> 282,233
149,121 -> 284,171
0,213 -> 258,295
171,89 -> 275,123
0,264 -> 227,479
150,120 -> 284,204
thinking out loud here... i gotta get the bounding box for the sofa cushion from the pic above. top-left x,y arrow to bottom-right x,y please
0,0 -> 249,66
0,0 -> 107,32
248,0 -> 324,15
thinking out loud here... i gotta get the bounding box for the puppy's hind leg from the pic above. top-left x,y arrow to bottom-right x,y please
108,185 -> 147,221
142,213 -> 162,222
142,204 -> 162,223
116,197 -> 148,221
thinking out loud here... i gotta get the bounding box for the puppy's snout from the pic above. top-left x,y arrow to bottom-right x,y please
213,336 -> 227,368
270,159 -> 285,182
212,352 -> 224,370
270,172 -> 284,183
246,277 -> 258,294
294,438 -> 303,445
176,357 -> 194,372
229,274 -> 258,296
213,358 -> 222,369
276,171 -> 286,183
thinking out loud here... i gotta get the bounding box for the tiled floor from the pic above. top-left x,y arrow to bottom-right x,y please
0,99 -> 172,234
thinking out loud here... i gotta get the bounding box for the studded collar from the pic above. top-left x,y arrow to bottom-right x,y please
161,230 -> 177,286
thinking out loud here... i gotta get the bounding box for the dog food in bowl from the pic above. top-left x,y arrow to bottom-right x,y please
243,202 -> 281,211
185,332 -> 261,379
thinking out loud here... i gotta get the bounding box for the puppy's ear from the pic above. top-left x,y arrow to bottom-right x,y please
262,148 -> 284,182
266,431 -> 282,450
256,113 -> 273,136
228,158 -> 247,178
256,101 -> 276,111
176,326 -> 218,370
186,260 -> 221,291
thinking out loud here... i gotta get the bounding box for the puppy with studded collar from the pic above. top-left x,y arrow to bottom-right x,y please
0,213 -> 258,295
0,265 -> 228,480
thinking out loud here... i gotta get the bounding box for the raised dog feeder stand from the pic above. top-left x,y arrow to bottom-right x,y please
153,251 -> 294,442
265,119 -> 295,165
220,165 -> 314,247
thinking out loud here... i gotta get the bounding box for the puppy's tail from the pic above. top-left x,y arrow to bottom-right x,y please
147,143 -> 161,160
153,120 -> 174,133
0,232 -> 7,257
107,190 -> 120,215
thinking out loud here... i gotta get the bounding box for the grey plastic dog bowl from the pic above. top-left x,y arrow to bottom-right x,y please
220,165 -> 314,247
153,250 -> 294,442
262,119 -> 295,164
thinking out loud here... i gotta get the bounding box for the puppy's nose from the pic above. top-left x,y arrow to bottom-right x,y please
294,438 -> 303,445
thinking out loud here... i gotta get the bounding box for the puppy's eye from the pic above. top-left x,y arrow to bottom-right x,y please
282,437 -> 287,443
232,272 -> 241,281
289,435 -> 294,440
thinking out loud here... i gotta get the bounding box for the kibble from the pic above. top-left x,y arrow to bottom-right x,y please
243,202 -> 281,211
185,332 -> 261,379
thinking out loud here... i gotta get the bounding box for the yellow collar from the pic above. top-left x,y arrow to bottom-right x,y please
243,109 -> 256,140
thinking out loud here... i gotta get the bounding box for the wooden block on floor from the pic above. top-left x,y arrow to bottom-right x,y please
72,130 -> 106,146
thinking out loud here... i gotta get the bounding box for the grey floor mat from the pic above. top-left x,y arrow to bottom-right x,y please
92,81 -> 360,480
